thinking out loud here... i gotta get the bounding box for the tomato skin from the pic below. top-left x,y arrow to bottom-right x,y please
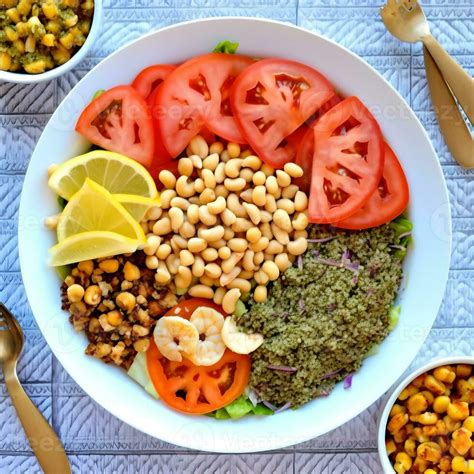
154,53 -> 254,157
333,144 -> 409,229
294,95 -> 344,194
308,96 -> 385,224
230,58 -> 335,168
147,298 -> 250,415
131,64 -> 176,99
75,85 -> 154,168
147,341 -> 251,415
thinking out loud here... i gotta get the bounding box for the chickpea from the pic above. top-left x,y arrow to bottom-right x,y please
207,196 -> 226,215
393,452 -> 412,473
433,395 -> 451,414
219,266 -> 240,287
189,135 -> 209,158
276,170 -> 291,187
145,255 -> 159,270
456,364 -> 472,379
424,374 -> 447,395
159,170 -> 176,189
116,292 -> 136,312
287,237 -> 308,256
203,152 -> 220,170
84,285 -> 101,306
386,439 -> 397,456
78,260 -> 94,275
451,428 -> 473,456
434,366 -> 456,384
123,262 -> 140,281
107,310 -> 123,327
242,202 -> 261,225
464,416 -> 474,432
252,185 -> 266,206
67,284 -> 84,302
134,339 -> 150,353
222,288 -> 241,314
451,456 -> 474,473
417,441 -> 442,463
388,413 -> 409,435
448,401 -> 469,421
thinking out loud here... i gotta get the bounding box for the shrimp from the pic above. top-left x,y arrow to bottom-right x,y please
187,306 -> 226,366
221,317 -> 263,354
153,316 -> 199,362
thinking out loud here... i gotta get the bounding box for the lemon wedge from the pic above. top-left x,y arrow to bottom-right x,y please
48,150 -> 158,200
56,178 -> 146,243
49,231 -> 142,266
115,194 -> 161,222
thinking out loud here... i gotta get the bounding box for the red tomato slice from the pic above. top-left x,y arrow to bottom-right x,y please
131,64 -> 176,99
76,85 -> 154,167
294,95 -> 344,194
147,298 -> 250,415
154,53 -> 254,157
147,342 -> 250,415
333,144 -> 409,229
230,58 -> 335,168
308,96 -> 385,224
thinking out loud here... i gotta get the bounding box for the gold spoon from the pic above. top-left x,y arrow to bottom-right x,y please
381,0 -> 474,124
0,303 -> 71,474
423,47 -> 474,169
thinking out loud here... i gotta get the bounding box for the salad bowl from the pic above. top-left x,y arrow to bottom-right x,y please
18,17 -> 451,452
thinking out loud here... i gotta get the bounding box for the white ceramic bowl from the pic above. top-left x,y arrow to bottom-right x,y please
378,357 -> 474,473
18,18 -> 452,452
0,0 -> 102,84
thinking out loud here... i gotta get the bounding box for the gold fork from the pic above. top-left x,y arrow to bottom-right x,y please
381,0 -> 474,124
0,303 -> 71,474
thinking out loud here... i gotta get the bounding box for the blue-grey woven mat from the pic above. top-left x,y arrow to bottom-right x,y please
0,1 -> 473,472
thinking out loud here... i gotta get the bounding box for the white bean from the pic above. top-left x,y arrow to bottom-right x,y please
222,288 -> 241,314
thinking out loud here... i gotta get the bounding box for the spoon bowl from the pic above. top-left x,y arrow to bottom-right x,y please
0,305 -> 23,365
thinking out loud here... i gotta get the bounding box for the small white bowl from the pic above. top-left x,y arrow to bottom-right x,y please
0,0 -> 102,84
378,356 -> 474,473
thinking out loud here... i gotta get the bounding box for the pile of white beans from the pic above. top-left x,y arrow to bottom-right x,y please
141,135 -> 309,314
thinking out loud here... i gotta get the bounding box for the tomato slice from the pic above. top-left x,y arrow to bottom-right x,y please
131,64 -> 176,99
230,58 -> 335,168
147,298 -> 249,415
154,53 -> 254,157
147,341 -> 250,415
308,96 -> 384,224
76,85 -> 154,167
333,144 -> 409,229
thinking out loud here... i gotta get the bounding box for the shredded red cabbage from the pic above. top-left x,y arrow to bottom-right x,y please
307,236 -> 338,243
267,364 -> 298,374
320,368 -> 342,380
274,402 -> 292,414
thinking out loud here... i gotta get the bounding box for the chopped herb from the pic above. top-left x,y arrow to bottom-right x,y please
212,40 -> 239,54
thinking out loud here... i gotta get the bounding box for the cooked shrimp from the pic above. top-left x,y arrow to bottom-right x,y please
221,317 -> 263,354
187,306 -> 226,366
153,316 -> 199,362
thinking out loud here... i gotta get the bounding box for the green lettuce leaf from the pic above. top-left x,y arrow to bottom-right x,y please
224,396 -> 254,419
388,305 -> 400,331
213,40 -> 239,54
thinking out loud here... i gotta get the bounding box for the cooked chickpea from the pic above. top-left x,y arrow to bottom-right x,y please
407,393 -> 429,415
116,292 -> 136,312
107,310 -> 123,327
83,285 -> 101,306
123,262 -> 140,281
434,366 -> 456,384
78,260 -> 94,275
393,452 -> 412,473
433,395 -> 451,414
67,284 -> 84,302
448,401 -> 470,421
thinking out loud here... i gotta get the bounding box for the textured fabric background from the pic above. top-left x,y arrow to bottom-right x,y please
0,1 -> 473,472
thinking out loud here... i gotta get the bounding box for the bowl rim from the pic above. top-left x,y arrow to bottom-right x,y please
377,356 -> 474,473
0,0 -> 103,84
18,16 -> 452,452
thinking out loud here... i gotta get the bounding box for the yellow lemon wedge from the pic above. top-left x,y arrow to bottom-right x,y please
56,178 -> 146,243
49,231 -> 143,266
48,150 -> 158,201
114,194 -> 161,222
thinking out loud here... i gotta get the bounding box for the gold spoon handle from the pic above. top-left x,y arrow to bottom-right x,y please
423,46 -> 474,169
4,364 -> 71,474
422,34 -> 474,124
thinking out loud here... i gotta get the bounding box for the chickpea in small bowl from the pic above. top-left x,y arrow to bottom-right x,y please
378,357 -> 474,473
0,0 -> 102,83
